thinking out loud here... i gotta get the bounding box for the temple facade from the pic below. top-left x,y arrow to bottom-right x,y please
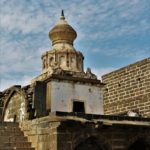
0,11 -> 150,150
0,11 -> 104,122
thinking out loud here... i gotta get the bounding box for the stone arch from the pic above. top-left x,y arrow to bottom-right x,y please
2,88 -> 26,122
128,137 -> 150,150
128,138 -> 150,150
74,135 -> 111,150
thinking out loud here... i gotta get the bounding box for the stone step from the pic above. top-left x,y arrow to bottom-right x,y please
4,142 -> 31,148
0,132 -> 24,136
0,147 -> 35,150
0,122 -> 35,150
0,130 -> 24,136
0,127 -> 21,132
0,122 -> 19,127
0,135 -> 27,143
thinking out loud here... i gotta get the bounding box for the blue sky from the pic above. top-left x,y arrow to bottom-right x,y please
0,0 -> 150,91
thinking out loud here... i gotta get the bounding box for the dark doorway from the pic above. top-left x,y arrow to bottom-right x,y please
75,137 -> 103,150
73,101 -> 85,113
129,138 -> 150,150
13,115 -> 16,123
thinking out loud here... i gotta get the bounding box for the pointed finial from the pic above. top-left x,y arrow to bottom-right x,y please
60,9 -> 65,20
61,10 -> 64,16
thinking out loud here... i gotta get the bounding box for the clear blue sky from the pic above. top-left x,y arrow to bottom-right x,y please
0,0 -> 150,91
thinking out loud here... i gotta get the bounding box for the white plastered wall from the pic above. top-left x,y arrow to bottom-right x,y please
50,80 -> 104,115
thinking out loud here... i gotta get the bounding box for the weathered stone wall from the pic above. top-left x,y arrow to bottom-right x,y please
0,85 -> 33,122
33,81 -> 47,117
20,115 -> 150,150
20,116 -> 59,150
4,92 -> 26,122
102,57 -> 150,117
58,122 -> 150,150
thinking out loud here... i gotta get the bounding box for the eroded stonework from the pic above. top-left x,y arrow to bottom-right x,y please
20,113 -> 150,150
4,92 -> 24,122
41,11 -> 84,75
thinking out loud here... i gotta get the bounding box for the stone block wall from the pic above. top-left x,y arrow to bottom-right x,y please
102,57 -> 150,117
20,115 -> 150,150
20,116 -> 59,150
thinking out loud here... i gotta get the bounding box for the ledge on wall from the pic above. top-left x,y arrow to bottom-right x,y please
50,111 -> 150,126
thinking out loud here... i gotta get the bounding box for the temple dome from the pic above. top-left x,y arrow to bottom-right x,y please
49,10 -> 77,46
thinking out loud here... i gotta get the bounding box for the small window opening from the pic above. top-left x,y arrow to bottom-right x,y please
73,101 -> 85,113
13,115 -> 16,123
49,57 -> 54,66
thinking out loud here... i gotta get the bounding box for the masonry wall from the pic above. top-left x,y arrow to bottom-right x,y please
20,116 -> 59,150
20,115 -> 150,150
4,92 -> 26,122
57,121 -> 150,150
102,57 -> 150,117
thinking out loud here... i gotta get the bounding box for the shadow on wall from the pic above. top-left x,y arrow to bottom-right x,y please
128,138 -> 150,150
74,136 -> 110,150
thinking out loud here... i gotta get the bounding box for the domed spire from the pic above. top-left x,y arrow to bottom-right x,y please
49,10 -> 77,46
41,11 -> 84,75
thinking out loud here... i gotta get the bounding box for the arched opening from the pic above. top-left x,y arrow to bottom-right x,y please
43,59 -> 47,69
71,57 -> 76,68
128,138 -> 150,150
75,137 -> 106,150
49,57 -> 54,66
3,92 -> 26,122
60,56 -> 66,67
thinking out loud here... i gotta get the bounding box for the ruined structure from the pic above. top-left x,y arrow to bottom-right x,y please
0,11 -> 150,150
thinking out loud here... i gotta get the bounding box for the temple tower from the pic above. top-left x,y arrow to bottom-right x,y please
41,10 -> 84,75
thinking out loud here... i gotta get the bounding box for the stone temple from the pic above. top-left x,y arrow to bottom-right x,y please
0,11 -> 150,150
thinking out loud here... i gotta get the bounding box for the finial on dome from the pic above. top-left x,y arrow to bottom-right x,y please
60,10 -> 65,20
61,10 -> 64,16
